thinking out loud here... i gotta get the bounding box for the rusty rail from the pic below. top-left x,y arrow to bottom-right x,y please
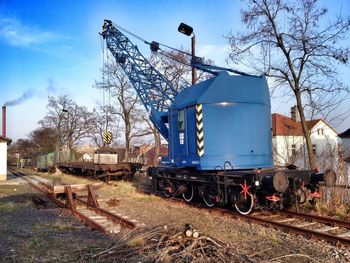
11,170 -> 137,233
136,188 -> 350,246
236,212 -> 350,247
280,210 -> 350,229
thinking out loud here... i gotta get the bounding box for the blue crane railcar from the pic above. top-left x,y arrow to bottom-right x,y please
102,20 -> 336,214
149,70 -> 335,213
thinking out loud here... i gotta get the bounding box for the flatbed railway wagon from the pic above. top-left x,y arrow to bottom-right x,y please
57,148 -> 142,180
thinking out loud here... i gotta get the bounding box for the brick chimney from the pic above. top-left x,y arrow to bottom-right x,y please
2,106 -> 6,137
290,105 -> 300,122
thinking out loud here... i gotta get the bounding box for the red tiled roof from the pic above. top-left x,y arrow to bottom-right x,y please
305,119 -> 322,130
272,113 -> 303,136
272,113 -> 323,136
144,145 -> 168,156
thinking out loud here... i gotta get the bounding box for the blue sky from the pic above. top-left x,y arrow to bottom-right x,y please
1,0 -> 349,141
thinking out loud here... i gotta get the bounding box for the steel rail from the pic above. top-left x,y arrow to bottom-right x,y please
10,170 -> 136,232
280,210 -> 350,229
75,198 -> 136,229
136,188 -> 350,246
235,212 -> 350,247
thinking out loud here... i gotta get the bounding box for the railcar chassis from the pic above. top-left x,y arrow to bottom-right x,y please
148,166 -> 331,215
59,162 -> 142,181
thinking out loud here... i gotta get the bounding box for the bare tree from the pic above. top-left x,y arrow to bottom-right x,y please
139,113 -> 162,166
29,127 -> 58,154
151,48 -> 214,91
89,104 -> 120,147
8,139 -> 37,159
39,95 -> 92,149
227,0 -> 350,169
95,62 -> 152,161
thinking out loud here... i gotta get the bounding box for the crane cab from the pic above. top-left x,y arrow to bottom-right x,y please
165,71 -> 273,170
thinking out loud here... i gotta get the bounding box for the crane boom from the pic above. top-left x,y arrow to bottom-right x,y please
101,20 -> 178,140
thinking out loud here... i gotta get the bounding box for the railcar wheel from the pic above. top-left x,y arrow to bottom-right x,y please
201,185 -> 215,207
203,193 -> 215,207
296,189 -> 307,204
163,179 -> 175,198
182,182 -> 194,202
234,191 -> 254,215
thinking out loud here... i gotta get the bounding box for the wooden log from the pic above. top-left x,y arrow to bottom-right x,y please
185,229 -> 193,237
52,183 -> 103,194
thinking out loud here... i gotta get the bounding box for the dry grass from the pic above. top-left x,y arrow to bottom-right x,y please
6,169 -> 349,262
0,184 -> 112,262
0,201 -> 16,211
318,186 -> 350,220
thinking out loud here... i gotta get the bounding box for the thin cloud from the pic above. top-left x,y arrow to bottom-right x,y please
46,78 -> 57,94
0,16 -> 60,47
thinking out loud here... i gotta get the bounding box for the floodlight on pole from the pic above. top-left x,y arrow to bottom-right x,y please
178,23 -> 193,36
178,22 -> 196,85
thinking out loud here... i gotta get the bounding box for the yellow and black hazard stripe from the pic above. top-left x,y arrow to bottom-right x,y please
196,104 -> 204,157
102,130 -> 113,144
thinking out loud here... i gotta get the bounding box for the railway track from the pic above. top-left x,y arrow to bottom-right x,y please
10,170 -> 142,234
227,210 -> 350,247
136,188 -> 350,246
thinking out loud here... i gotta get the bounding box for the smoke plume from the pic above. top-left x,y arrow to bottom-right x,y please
46,78 -> 56,94
3,90 -> 36,107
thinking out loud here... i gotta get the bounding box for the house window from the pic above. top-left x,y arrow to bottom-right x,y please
291,144 -> 297,156
312,144 -> 317,155
317,129 -> 324,135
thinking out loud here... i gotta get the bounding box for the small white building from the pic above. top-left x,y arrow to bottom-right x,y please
272,107 -> 338,171
82,153 -> 93,162
0,135 -> 12,180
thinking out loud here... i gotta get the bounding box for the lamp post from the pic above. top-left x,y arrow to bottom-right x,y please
178,22 -> 196,85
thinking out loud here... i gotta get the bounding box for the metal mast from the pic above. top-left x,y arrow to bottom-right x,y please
101,20 -> 178,141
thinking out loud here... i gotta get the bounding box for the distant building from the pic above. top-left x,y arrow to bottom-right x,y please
139,144 -> 168,166
338,128 -> 350,158
75,145 -> 97,154
338,128 -> 350,181
272,107 -> 338,171
82,153 -> 93,162
0,136 -> 12,180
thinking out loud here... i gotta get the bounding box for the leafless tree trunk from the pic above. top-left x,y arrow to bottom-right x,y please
90,104 -> 119,148
95,62 -> 152,161
141,115 -> 162,166
153,129 -> 161,166
227,0 -> 350,169
39,95 -> 92,149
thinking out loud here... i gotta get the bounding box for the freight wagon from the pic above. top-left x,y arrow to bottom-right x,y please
36,148 -> 141,180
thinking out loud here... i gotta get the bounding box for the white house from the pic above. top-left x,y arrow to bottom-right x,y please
272,107 -> 338,171
0,135 -> 12,180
